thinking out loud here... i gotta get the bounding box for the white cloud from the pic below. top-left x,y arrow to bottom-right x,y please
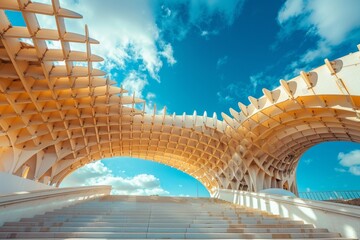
278,0 -> 360,45
159,0 -> 244,40
277,0 -> 360,78
277,0 -> 303,24
34,0 -> 174,82
349,166 -> 360,176
249,72 -> 264,91
121,71 -> 148,98
31,0 -> 244,109
187,0 -> 244,26
216,71 -> 279,105
338,150 -> 360,167
281,41 -> 331,79
306,0 -> 360,45
61,161 -> 169,195
334,168 -> 346,173
56,0 -> 243,81
300,41 -> 331,64
217,91 -> 234,103
200,30 -> 219,39
146,92 -> 156,100
337,150 -> 360,176
201,31 -> 209,37
70,0 -> 163,80
160,43 -> 177,65
303,158 -> 312,165
216,56 -> 228,69
277,0 -> 360,59
120,72 -> 162,114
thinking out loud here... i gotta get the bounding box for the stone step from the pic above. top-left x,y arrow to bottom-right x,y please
44,213 -> 270,218
3,221 -> 315,229
42,211 -> 275,217
18,217 -> 304,225
0,231 -> 342,239
64,203 -> 243,206
2,239 -> 354,240
33,215 -> 280,221
54,208 -> 253,212
50,210 -> 275,217
57,206 -> 264,211
0,226 -> 329,233
51,210 -> 262,215
28,217 -> 281,223
50,211 -> 268,215
66,203 -> 229,205
0,195 -> 347,239
63,202 -> 241,206
50,207 -> 259,214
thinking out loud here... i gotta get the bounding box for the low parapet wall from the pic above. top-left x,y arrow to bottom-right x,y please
213,188 -> 360,239
0,185 -> 111,226
0,172 -> 53,195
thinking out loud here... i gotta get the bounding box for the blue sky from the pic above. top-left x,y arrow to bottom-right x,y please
7,0 -> 360,196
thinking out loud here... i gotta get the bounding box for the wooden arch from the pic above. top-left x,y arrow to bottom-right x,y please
0,0 -> 359,194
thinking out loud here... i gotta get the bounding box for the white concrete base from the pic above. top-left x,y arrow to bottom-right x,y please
213,188 -> 360,239
0,172 -> 53,196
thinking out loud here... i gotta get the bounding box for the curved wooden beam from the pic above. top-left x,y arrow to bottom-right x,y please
0,0 -> 359,194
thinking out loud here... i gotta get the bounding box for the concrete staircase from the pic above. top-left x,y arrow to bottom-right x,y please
0,195 -> 351,239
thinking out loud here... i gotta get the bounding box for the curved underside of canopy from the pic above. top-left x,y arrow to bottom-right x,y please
0,0 -> 359,194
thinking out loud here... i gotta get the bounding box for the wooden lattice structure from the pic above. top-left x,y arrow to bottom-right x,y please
0,0 -> 359,194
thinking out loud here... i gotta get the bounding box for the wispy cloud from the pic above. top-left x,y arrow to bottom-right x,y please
61,161 -> 169,195
146,92 -> 156,100
216,91 -> 234,103
276,0 -> 360,78
120,71 -> 162,114
278,0 -> 360,45
30,0 -> 246,110
158,0 -> 245,40
186,0 -> 245,25
74,1 -> 170,82
303,158 -> 312,165
34,0 -> 174,82
160,43 -> 177,65
121,71 -> 148,99
277,0 -> 304,24
349,167 -> 360,176
216,71 -> 279,105
334,168 -> 347,173
337,150 -> 360,176
216,56 -> 228,69
200,30 -> 219,39
216,82 -> 251,105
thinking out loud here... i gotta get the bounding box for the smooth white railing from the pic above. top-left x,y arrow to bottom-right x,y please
0,185 -> 111,226
212,188 -> 360,239
299,190 -> 360,201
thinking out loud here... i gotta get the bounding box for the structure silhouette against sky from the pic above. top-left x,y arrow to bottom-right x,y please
0,0 -> 360,195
